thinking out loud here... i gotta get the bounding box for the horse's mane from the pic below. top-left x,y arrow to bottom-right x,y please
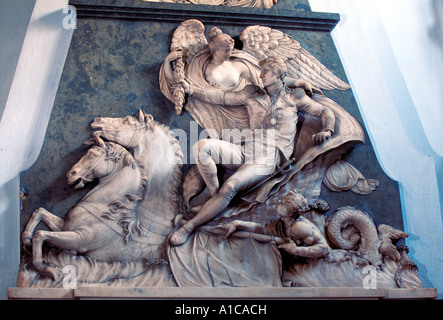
141,111 -> 186,217
100,142 -> 149,244
157,121 -> 185,215
86,110 -> 186,243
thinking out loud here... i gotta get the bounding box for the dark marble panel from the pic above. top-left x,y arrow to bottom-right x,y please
21,0 -> 403,237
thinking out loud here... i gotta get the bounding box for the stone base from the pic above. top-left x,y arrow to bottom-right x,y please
8,287 -> 437,300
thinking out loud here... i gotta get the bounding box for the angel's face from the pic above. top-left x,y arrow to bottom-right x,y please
212,45 -> 233,62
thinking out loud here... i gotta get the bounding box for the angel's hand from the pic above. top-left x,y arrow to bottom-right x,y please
214,222 -> 238,239
177,80 -> 191,95
312,129 -> 332,144
166,48 -> 184,63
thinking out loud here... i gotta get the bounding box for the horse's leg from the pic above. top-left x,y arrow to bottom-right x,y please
32,229 -> 89,281
22,207 -> 64,248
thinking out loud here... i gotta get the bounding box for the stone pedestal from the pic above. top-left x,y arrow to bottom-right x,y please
8,287 -> 438,300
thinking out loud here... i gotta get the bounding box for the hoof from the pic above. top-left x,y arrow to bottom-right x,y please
22,244 -> 32,255
22,233 -> 32,248
42,266 -> 63,282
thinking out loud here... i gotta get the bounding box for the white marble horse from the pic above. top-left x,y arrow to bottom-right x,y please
22,141 -> 148,280
90,110 -> 184,260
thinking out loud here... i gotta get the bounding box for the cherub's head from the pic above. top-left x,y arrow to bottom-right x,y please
276,190 -> 308,219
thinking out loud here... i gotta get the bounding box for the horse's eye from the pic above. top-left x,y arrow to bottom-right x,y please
88,150 -> 99,159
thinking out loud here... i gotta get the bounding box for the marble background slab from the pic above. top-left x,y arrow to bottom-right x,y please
20,0 -> 403,239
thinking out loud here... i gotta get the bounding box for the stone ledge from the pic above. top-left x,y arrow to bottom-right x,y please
8,287 -> 437,300
69,0 -> 340,31
8,288 -> 76,300
383,288 -> 438,300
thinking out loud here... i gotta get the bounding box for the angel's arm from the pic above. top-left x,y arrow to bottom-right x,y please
278,238 -> 330,259
162,48 -> 184,82
184,81 -> 247,106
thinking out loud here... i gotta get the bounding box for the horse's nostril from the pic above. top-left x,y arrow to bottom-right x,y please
94,118 -> 101,122
70,170 -> 77,176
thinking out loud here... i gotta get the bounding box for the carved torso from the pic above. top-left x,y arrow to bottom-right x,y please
241,87 -> 300,160
204,59 -> 244,88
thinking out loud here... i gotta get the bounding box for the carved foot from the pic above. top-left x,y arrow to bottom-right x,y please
169,223 -> 194,246
173,214 -> 185,228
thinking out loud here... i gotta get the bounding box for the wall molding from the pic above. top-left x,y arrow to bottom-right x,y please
69,0 -> 340,31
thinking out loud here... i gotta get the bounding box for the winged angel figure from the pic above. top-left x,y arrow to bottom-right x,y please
159,20 -> 366,235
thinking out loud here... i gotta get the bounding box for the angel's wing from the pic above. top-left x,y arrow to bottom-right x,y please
240,25 -> 351,91
170,19 -> 208,64
160,20 -> 208,114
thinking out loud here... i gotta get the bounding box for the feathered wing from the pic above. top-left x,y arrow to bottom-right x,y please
159,19 -> 208,104
240,25 -> 351,91
170,19 -> 208,64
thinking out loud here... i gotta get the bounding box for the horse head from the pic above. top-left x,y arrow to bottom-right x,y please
67,141 -> 139,189
88,109 -> 183,184
89,110 -> 154,149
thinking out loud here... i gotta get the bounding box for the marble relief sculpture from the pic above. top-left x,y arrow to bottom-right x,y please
18,19 -> 423,290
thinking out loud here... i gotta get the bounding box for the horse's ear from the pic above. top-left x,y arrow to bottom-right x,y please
83,137 -> 95,147
146,114 -> 154,129
123,154 -> 135,168
137,109 -> 145,124
84,132 -> 106,148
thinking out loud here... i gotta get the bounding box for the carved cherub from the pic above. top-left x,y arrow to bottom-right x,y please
216,190 -> 331,259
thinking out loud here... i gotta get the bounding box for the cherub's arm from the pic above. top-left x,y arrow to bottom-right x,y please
278,239 -> 330,259
215,220 -> 266,239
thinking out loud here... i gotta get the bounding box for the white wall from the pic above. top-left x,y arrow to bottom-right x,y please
310,0 -> 443,297
0,0 -> 73,299
0,0 -> 74,187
